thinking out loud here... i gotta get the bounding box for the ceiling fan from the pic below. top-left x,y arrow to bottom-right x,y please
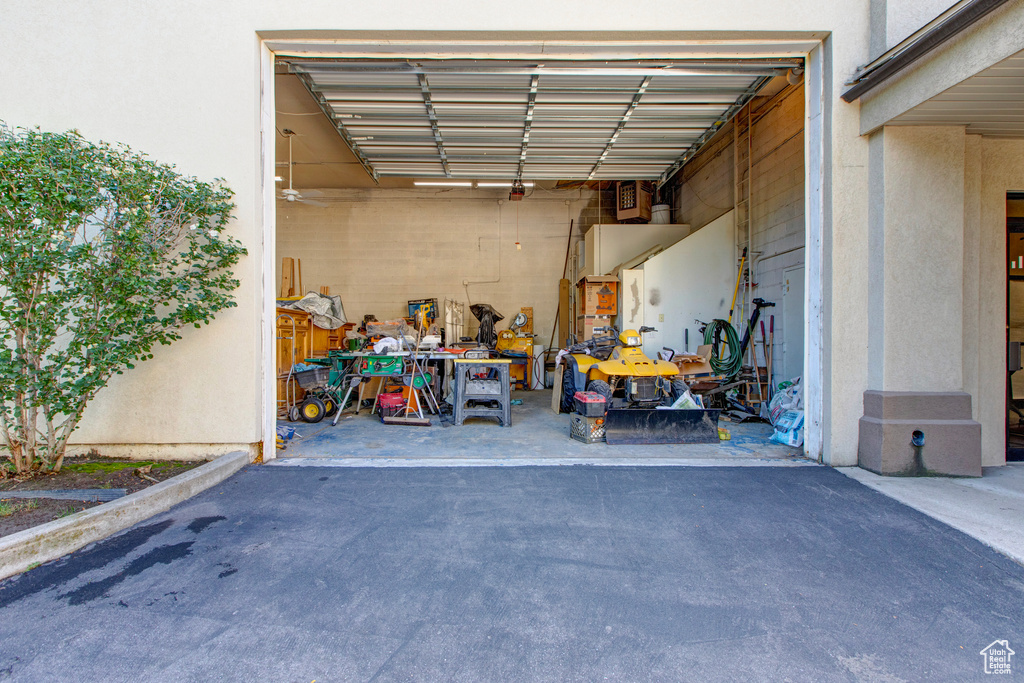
278,130 -> 326,206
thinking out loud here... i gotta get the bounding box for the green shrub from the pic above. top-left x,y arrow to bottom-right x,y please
0,125 -> 246,474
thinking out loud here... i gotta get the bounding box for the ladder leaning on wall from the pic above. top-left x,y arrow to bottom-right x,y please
733,103 -> 753,335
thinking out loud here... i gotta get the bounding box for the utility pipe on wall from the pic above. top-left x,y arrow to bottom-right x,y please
462,198 -> 504,302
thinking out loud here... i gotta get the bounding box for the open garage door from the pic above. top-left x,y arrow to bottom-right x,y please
263,37 -> 821,462
281,58 -> 797,182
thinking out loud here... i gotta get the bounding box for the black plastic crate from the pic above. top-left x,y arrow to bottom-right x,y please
570,413 -> 606,444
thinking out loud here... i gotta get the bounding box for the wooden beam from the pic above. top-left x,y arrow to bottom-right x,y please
558,279 -> 571,347
280,257 -> 294,297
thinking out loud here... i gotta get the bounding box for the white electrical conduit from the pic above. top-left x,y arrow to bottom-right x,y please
463,198 -> 503,302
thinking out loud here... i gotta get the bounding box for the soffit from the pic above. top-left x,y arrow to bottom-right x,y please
887,50 -> 1024,137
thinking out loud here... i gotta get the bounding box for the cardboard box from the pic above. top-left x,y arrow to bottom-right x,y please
577,315 -> 613,341
577,275 -> 619,316
407,298 -> 438,320
672,344 -> 714,377
519,306 -> 533,334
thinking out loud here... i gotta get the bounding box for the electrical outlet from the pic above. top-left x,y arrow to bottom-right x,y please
658,314 -> 664,322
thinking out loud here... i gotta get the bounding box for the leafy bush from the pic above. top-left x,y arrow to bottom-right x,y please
0,125 -> 246,474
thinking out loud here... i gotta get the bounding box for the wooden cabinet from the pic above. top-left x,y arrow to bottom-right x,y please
309,322 -> 353,357
276,308 -> 311,371
276,308 -> 311,411
276,310 -> 355,415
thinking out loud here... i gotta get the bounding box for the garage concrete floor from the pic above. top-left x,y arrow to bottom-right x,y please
278,389 -> 805,463
1,465 -> 1021,681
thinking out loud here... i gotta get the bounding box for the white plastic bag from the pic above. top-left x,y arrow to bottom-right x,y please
769,409 -> 805,447
768,376 -> 803,425
669,387 -> 703,409
373,337 -> 401,354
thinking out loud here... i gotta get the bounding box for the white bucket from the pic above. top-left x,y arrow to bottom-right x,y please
651,204 -> 671,224
531,344 -> 545,389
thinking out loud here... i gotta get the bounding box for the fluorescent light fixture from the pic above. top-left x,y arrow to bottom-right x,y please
412,180 -> 536,188
413,181 -> 473,187
476,181 -> 535,188
274,176 -> 284,182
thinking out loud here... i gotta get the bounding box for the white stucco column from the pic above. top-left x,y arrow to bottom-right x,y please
859,125 -> 982,476
867,126 -> 967,391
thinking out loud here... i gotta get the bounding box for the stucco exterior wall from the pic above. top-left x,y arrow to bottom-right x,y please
866,129 -> 1022,467
1,4 -> 267,450
821,38 -> 872,467
1,0 -> 879,462
870,126 -> 966,391
871,0 -> 957,56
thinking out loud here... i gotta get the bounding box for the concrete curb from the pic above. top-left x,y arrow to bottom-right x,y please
0,450 -> 250,581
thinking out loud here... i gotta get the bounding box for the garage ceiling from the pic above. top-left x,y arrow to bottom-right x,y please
279,58 -> 799,184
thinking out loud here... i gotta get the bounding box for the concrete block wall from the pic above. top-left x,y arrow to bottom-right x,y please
277,188 -> 599,347
577,186 -> 620,229
749,83 -> 807,382
670,80 -> 806,383
670,132 -> 735,234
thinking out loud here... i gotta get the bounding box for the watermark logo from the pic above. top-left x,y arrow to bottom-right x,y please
980,640 -> 1014,675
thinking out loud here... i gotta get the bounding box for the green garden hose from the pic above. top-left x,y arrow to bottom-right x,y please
703,319 -> 743,378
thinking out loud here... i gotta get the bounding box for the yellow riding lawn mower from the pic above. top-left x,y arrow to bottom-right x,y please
560,325 -> 720,444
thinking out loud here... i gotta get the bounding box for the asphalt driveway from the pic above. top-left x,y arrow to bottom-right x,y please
0,464 -> 1021,681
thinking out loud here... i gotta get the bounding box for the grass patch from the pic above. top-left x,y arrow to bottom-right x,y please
63,461 -> 184,474
0,499 -> 39,517
56,506 -> 80,519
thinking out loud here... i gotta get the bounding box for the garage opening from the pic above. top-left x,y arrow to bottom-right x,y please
268,46 -> 813,461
